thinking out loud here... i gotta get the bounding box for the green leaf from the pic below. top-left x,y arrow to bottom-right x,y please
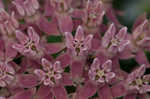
119,58 -> 139,73
64,66 -> 70,73
13,56 -> 24,65
89,92 -> 98,99
65,85 -> 76,94
46,35 -> 63,43
144,50 -> 150,63
51,48 -> 67,59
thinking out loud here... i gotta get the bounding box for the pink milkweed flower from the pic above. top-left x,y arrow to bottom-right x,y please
50,0 -> 72,13
12,27 -> 44,59
34,58 -> 63,86
34,58 -> 70,99
102,23 -> 130,56
83,0 -> 105,28
13,0 -> 39,17
88,58 -> 115,84
132,19 -> 150,50
126,64 -> 150,94
0,62 -> 15,87
65,25 -> 93,56
0,8 -> 19,37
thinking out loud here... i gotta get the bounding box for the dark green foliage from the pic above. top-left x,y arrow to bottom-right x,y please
89,92 -> 98,99
65,85 -> 76,94
119,58 -> 139,73
64,66 -> 70,73
13,56 -> 24,65
46,35 -> 63,43
144,50 -> 150,63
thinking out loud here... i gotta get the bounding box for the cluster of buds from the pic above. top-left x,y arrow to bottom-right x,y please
0,0 -> 149,99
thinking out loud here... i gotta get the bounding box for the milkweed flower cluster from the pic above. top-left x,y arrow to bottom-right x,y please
0,0 -> 150,99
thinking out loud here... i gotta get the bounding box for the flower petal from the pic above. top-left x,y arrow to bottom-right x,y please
16,74 -> 39,88
102,60 -> 112,72
15,30 -> 29,45
83,34 -> 93,50
65,32 -> 74,49
98,84 -> 113,99
111,82 -> 127,98
78,81 -> 97,99
102,23 -> 116,48
0,80 -> 6,87
34,85 -> 52,99
52,85 -> 68,99
91,58 -> 100,70
75,25 -> 84,41
116,27 -> 127,40
135,51 -> 149,68
105,72 -> 115,83
41,58 -> 52,71
34,69 -> 45,81
28,27 -> 40,44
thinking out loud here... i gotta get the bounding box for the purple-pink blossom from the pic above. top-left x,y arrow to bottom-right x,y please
65,25 -> 93,56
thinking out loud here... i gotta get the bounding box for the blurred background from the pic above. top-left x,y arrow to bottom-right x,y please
113,0 -> 150,30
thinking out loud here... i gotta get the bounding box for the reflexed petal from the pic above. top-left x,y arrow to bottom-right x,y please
83,34 -> 93,50
53,61 -> 62,72
78,81 -> 97,99
11,12 -> 19,28
136,64 -> 146,77
133,19 -> 148,40
5,42 -> 17,61
105,72 -> 115,82
102,60 -> 112,72
140,85 -> 150,93
34,69 -> 45,81
13,2 -> 25,16
133,13 -> 147,30
111,82 -> 127,98
12,44 -> 25,53
31,0 -> 39,9
0,80 -> 6,87
136,37 -> 150,47
34,85 -> 52,99
4,74 -> 14,84
75,25 -> 84,41
116,27 -> 127,40
52,85 -> 68,99
98,84 -> 113,99
118,40 -> 130,52
91,58 -> 100,70
41,58 -> 52,71
6,65 -> 15,74
135,51 -> 149,68
15,30 -> 29,45
102,23 -> 116,48
28,27 -> 40,44
17,74 -> 39,88
65,32 -> 74,48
